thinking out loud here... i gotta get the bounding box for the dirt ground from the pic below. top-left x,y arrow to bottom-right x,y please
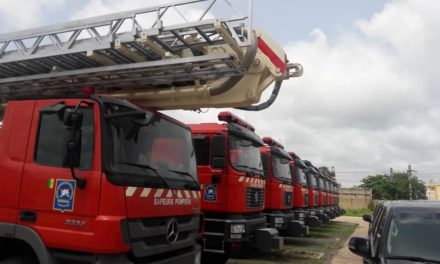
227,217 -> 359,264
329,216 -> 369,264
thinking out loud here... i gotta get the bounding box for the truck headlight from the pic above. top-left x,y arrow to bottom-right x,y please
274,217 -> 285,224
230,224 -> 246,234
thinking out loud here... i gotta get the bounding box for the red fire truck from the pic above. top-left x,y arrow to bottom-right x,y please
289,152 -> 321,228
0,1 -> 303,263
260,138 -> 308,237
329,179 -> 344,216
190,112 -> 283,262
319,174 -> 336,220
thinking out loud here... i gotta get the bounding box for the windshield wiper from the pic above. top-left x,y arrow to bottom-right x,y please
169,169 -> 200,190
117,162 -> 169,188
235,165 -> 263,174
386,256 -> 440,264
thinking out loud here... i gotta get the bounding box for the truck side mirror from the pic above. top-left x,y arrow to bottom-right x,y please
261,154 -> 269,179
211,134 -> 226,169
348,237 -> 370,258
63,127 -> 82,168
362,214 -> 373,223
62,108 -> 86,188
63,109 -> 83,167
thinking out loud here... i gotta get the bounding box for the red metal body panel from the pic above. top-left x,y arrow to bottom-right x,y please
308,188 -> 318,208
293,185 -> 307,209
318,190 -> 324,207
0,100 -> 35,225
190,123 -> 265,214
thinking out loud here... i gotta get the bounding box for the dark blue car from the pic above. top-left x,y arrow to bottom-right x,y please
349,200 -> 440,264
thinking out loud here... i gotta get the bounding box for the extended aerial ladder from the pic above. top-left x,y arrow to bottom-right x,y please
0,0 -> 302,110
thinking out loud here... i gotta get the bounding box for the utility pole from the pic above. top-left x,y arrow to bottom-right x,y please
408,165 -> 412,200
390,167 -> 393,177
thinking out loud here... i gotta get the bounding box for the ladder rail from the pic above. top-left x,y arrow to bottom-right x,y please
0,0 -> 251,61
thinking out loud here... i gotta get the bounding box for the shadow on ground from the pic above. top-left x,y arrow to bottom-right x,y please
228,221 -> 357,264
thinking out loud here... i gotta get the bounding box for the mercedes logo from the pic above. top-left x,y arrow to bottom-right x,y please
166,219 -> 179,244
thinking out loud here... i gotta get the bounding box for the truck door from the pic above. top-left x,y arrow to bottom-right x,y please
18,99 -> 102,252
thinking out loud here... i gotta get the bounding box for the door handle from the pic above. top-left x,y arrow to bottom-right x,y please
19,211 -> 37,223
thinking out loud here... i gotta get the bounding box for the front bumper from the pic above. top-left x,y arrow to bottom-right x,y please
202,214 -> 283,255
305,209 -> 322,228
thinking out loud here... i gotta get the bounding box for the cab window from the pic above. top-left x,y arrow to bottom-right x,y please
35,107 -> 94,169
193,136 -> 210,166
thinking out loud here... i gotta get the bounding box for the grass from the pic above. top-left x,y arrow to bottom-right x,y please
228,221 -> 358,264
343,208 -> 373,217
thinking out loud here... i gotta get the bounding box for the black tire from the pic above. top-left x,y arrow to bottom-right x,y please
201,252 -> 229,264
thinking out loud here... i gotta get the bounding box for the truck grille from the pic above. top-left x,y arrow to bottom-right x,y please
246,188 -> 264,208
124,215 -> 199,258
283,192 -> 293,207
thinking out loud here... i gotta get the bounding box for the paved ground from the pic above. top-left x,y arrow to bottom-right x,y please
329,216 -> 368,264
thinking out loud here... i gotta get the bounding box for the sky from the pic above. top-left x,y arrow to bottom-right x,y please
0,0 -> 439,186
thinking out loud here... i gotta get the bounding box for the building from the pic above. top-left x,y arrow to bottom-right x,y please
427,181 -> 440,201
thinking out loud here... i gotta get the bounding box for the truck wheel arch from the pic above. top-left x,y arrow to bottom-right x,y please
0,223 -> 54,264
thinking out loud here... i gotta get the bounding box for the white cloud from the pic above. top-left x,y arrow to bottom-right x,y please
0,0 -> 65,30
167,0 -> 440,187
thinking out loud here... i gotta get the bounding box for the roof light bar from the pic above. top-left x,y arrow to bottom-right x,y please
218,111 -> 255,131
262,137 -> 284,149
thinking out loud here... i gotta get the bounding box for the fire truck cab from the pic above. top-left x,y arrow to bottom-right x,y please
0,96 -> 202,263
320,175 -> 336,220
190,112 -> 283,262
289,153 -> 321,228
333,181 -> 345,216
260,138 -> 308,237
313,167 -> 330,225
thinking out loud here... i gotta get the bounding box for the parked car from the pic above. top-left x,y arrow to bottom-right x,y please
349,200 -> 440,264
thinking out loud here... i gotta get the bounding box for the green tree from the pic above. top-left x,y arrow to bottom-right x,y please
360,172 -> 426,200
319,166 -> 335,178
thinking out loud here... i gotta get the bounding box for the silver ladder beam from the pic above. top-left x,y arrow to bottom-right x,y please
0,0 -> 253,100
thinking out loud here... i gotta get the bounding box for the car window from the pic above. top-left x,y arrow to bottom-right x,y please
385,209 -> 440,261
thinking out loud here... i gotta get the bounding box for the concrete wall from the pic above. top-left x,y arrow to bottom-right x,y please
339,188 -> 372,210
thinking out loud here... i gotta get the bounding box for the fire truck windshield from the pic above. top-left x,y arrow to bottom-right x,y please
272,155 -> 292,183
317,177 -> 324,190
106,104 -> 198,190
296,167 -> 307,185
229,136 -> 264,176
307,172 -> 317,188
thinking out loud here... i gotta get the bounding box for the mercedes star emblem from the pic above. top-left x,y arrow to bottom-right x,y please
166,219 -> 179,244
